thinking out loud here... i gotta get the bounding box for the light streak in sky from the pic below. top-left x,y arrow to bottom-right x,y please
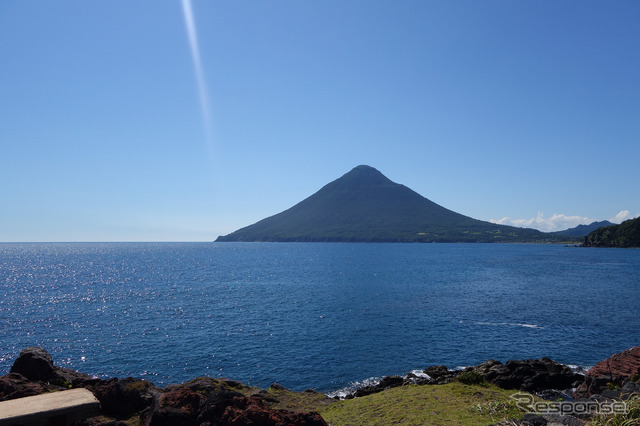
181,0 -> 215,158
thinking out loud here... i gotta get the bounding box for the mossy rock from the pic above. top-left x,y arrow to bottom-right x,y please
457,371 -> 486,386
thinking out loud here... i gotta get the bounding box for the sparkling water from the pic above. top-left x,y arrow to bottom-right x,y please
1,242 -> 638,392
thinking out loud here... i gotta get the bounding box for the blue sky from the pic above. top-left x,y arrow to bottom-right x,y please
1,1 -> 638,241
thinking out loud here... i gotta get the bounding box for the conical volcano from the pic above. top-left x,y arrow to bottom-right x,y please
216,165 -> 552,242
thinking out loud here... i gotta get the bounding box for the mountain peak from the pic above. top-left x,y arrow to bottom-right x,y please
333,165 -> 394,187
216,165 -> 559,243
352,165 -> 379,172
344,165 -> 388,177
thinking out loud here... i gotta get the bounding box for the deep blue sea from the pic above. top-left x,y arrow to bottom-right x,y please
1,242 -> 638,394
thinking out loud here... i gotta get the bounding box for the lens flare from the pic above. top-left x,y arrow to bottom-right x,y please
181,0 -> 214,159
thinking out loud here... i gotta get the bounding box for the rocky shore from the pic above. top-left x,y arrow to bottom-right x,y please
340,357 -> 585,400
0,347 -> 328,425
1,346 -> 639,425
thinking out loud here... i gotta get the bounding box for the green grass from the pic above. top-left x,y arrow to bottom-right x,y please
317,382 -> 527,426
456,370 -> 486,386
78,378 -> 542,425
588,395 -> 640,426
258,386 -> 335,413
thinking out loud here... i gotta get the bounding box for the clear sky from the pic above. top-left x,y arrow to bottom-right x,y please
1,1 -> 638,241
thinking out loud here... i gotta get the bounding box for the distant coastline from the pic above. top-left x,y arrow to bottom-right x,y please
582,216 -> 640,248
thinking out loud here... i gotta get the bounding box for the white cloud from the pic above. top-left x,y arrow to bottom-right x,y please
610,210 -> 640,224
490,210 -> 640,232
489,212 -> 596,233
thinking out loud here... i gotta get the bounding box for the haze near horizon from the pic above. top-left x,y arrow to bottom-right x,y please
1,1 -> 639,241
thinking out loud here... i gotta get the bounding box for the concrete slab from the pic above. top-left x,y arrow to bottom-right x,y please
0,388 -> 100,425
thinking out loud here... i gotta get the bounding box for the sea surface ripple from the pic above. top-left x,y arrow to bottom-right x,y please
1,242 -> 638,392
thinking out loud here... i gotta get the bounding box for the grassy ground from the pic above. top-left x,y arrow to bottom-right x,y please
257,385 -> 336,413
256,380 -> 529,425
316,382 -> 526,426
91,378 -> 534,425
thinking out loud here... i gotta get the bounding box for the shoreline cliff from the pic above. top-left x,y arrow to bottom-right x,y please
1,347 -> 639,425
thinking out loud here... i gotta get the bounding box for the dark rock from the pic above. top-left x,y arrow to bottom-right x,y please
379,375 -> 404,388
349,357 -> 582,398
476,358 -> 582,392
88,377 -> 160,419
349,375 -> 407,398
9,346 -> 56,381
541,414 -> 586,426
1,348 -> 327,425
149,388 -> 204,426
0,372 -> 61,401
404,373 -> 430,385
599,388 -> 621,399
536,388 -> 574,402
197,391 -> 327,425
158,387 -> 328,425
270,382 -> 287,391
258,394 -> 280,404
6,346 -> 94,390
473,359 -> 503,376
342,358 -> 582,400
352,386 -> 378,398
166,377 -> 234,396
621,380 -> 640,399
574,346 -> 640,399
521,413 -> 548,425
424,365 -> 449,378
196,389 -> 252,423
55,366 -> 95,387
222,379 -> 243,388
422,365 -> 461,384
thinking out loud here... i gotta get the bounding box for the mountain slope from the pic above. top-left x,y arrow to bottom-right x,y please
554,220 -> 614,237
583,217 -> 640,248
216,165 -> 561,243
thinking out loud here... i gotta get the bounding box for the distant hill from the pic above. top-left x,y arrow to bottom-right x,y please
216,165 -> 567,243
583,217 -> 640,248
554,220 -> 614,237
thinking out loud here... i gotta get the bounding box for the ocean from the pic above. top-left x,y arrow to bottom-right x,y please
0,242 -> 638,394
